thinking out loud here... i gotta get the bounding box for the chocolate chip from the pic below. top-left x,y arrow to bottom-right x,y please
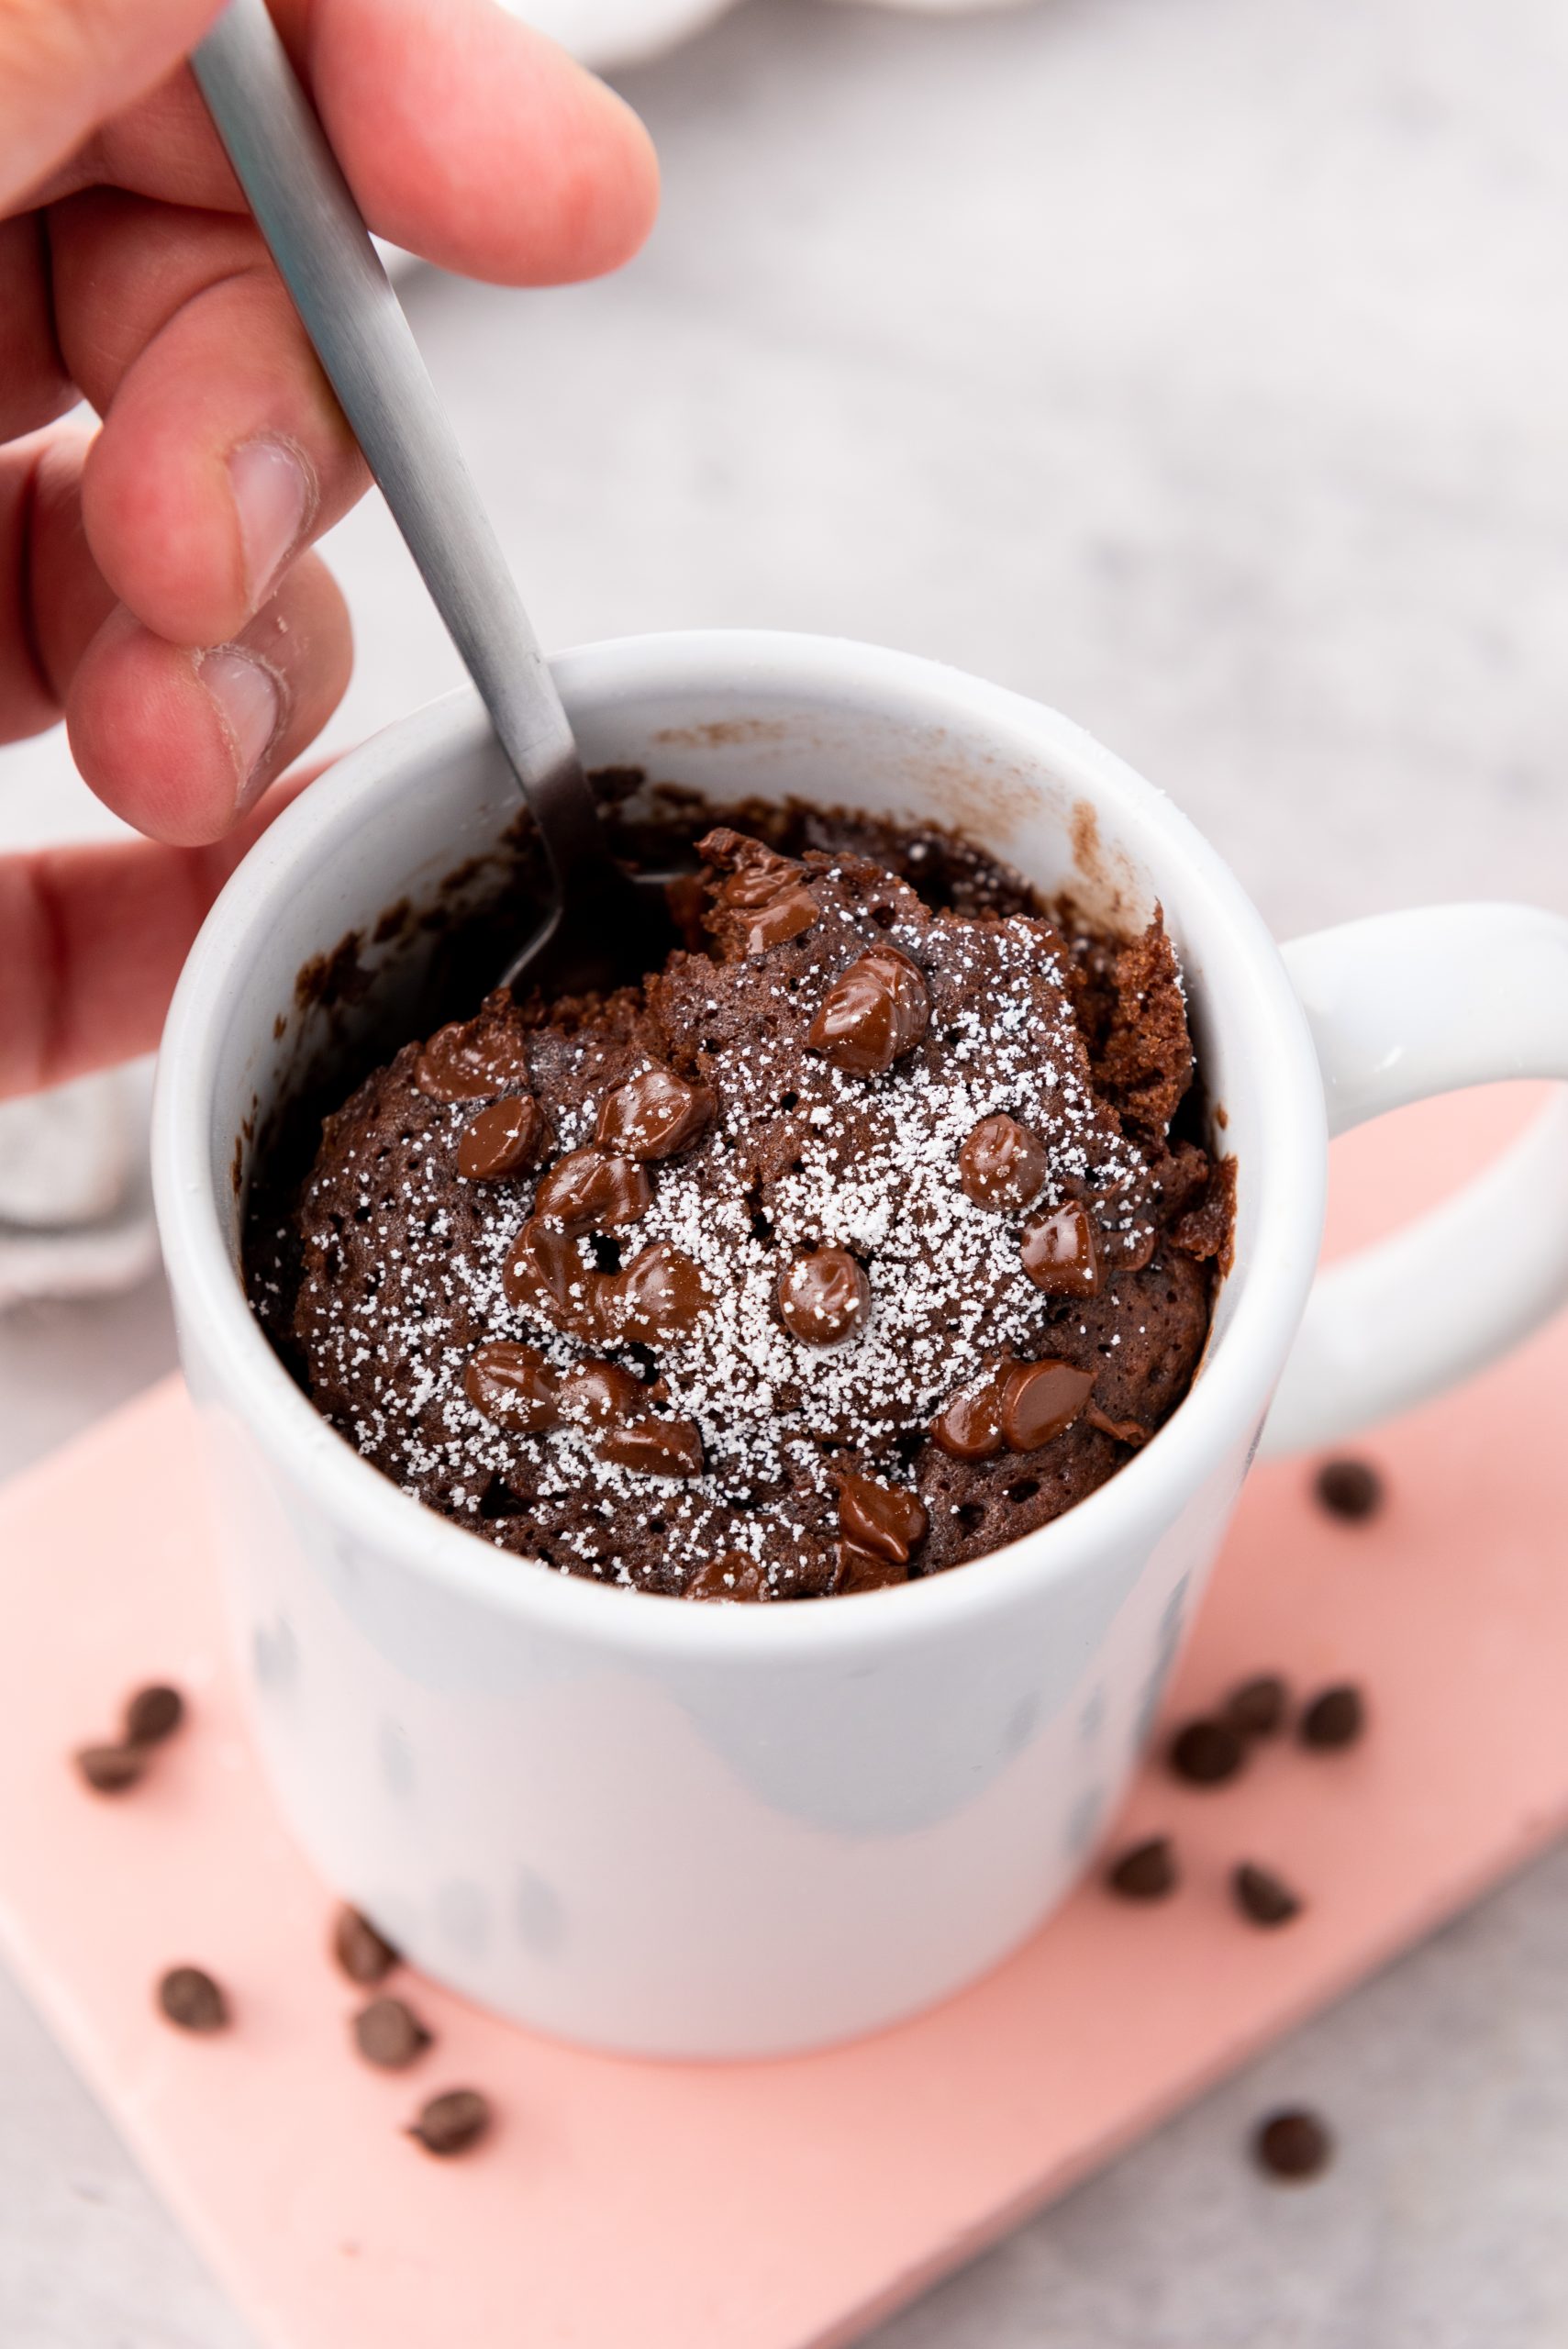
1233,1862 -> 1302,1926
559,1358 -> 646,1426
353,1996 -> 432,2071
601,1416 -> 705,1477
1019,1201 -> 1101,1297
157,1965 -> 229,2033
123,1684 -> 185,1747
599,1242 -> 711,1342
74,1742 -> 147,1795
997,1359 -> 1096,1452
1225,1674 -> 1288,1739
1253,2109 -> 1331,2181
837,1471 -> 929,1564
777,1248 -> 871,1346
532,1148 -> 651,1236
414,1018 -> 531,1103
684,1551 -> 767,1601
706,829 -> 805,909
501,1218 -> 602,1336
931,1366 -> 1006,1461
743,887 -> 820,954
1084,1403 -> 1150,1448
1299,1684 -> 1365,1750
1168,1718 -> 1246,1786
332,1905 -> 401,1987
1314,1458 -> 1384,1520
957,1114 -> 1048,1211
1106,1835 -> 1178,1900
406,2087 -> 492,2157
595,1067 -> 716,1162
834,1542 -> 910,1594
456,1096 -> 544,1182
463,1341 -> 561,1433
807,947 -> 929,1074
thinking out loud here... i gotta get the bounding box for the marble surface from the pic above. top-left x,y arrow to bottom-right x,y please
4,0 -> 1568,2337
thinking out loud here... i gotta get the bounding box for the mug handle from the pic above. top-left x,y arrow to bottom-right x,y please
1262,902 -> 1568,1456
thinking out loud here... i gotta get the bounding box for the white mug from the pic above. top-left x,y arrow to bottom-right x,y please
151,632 -> 1568,2057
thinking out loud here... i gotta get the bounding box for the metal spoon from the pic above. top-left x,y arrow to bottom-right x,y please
192,0 -> 680,996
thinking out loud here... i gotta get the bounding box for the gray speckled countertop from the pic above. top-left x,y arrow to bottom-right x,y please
4,0 -> 1568,2337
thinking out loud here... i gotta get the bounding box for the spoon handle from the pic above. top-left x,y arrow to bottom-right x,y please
192,0 -> 610,898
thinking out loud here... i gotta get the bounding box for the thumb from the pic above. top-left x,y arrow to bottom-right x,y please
0,0 -> 225,210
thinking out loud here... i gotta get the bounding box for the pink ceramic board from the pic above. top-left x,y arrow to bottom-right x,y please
0,1085 -> 1564,2349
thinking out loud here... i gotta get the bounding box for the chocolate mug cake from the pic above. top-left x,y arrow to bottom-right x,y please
247,807 -> 1231,1601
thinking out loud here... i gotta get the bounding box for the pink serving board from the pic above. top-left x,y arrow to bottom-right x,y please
1,1086 -> 1565,2349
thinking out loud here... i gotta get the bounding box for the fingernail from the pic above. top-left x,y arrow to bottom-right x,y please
198,646 -> 283,803
228,437 -> 313,608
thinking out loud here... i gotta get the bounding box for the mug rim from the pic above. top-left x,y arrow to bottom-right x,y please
152,628 -> 1328,1662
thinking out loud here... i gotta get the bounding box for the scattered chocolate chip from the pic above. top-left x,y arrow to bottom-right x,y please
1313,1457 -> 1384,1521
1299,1684 -> 1365,1751
835,1542 -> 910,1594
837,1472 -> 929,1564
559,1357 -> 646,1427
997,1359 -> 1096,1452
456,1096 -> 544,1182
1168,1718 -> 1245,1786
957,1114 -> 1048,1211
601,1416 -> 705,1477
74,1742 -> 147,1795
1233,1862 -> 1303,1926
1253,2109 -> 1331,2181
463,1341 -> 561,1434
777,1248 -> 871,1346
353,1996 -> 433,2071
1106,1835 -> 1178,1900
123,1684 -> 185,1747
599,1241 -> 711,1342
501,1218 -> 602,1336
1225,1674 -> 1289,1740
806,947 -> 929,1074
532,1148 -> 651,1236
332,1905 -> 401,1987
1019,1201 -> 1101,1297
157,1965 -> 229,2034
595,1066 -> 716,1162
414,1019 -> 531,1103
406,2087 -> 492,2157
931,1365 -> 1006,1461
684,1551 -> 767,1601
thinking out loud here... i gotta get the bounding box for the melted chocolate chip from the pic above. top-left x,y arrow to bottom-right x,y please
123,1684 -> 184,1747
502,1219 -> 602,1336
835,1542 -> 909,1594
1233,1862 -> 1303,1927
958,1114 -> 1048,1210
559,1359 -> 646,1426
158,1965 -> 229,2033
463,1341 -> 561,1433
75,1742 -> 147,1794
457,1096 -> 545,1182
806,947 -> 929,1075
1106,1835 -> 1178,1900
407,2087 -> 492,2157
353,1995 -> 433,2070
997,1359 -> 1095,1451
332,1906 -> 400,1986
1084,1403 -> 1150,1448
744,888 -> 820,954
1019,1201 -> 1100,1297
1168,1718 -> 1246,1786
777,1248 -> 871,1346
600,1242 -> 711,1343
595,1067 -> 716,1162
1299,1684 -> 1365,1750
1253,2110 -> 1331,2181
601,1416 -> 705,1477
930,1367 -> 1006,1461
706,829 -> 806,909
684,1551 -> 767,1601
414,1019 -> 531,1103
533,1148 -> 651,1236
837,1472 -> 929,1564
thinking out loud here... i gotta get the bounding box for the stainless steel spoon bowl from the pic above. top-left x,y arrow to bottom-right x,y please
192,0 -> 682,998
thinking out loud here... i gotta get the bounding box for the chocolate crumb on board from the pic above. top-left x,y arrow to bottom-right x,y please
332,1904 -> 401,1986
406,2088 -> 492,2156
1233,1862 -> 1303,1927
74,1742 -> 147,1795
157,1965 -> 229,2034
124,1684 -> 185,1747
1253,2109 -> 1332,2181
1223,1674 -> 1288,1740
1168,1718 -> 1246,1787
1300,1684 -> 1366,1751
353,1996 -> 433,2071
1106,1836 -> 1178,1900
1313,1458 -> 1384,1521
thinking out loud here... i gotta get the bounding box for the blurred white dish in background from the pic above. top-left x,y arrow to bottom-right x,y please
498,0 -> 739,72
0,1064 -> 158,1310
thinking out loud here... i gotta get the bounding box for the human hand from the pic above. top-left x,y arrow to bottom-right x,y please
0,0 -> 657,1096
